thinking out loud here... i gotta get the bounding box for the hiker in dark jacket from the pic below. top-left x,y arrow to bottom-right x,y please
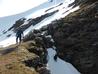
16,28 -> 24,44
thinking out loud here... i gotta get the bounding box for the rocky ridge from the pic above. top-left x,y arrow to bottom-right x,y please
0,33 -> 51,74
44,0 -> 98,74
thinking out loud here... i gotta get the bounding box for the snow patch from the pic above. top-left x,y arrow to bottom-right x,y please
0,0 -> 47,17
0,37 -> 16,47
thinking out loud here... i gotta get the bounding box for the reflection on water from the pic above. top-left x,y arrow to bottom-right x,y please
47,48 -> 80,74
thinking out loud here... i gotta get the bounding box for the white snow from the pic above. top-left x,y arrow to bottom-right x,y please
47,48 -> 80,74
0,0 -> 79,47
0,37 -> 16,47
0,0 -> 47,17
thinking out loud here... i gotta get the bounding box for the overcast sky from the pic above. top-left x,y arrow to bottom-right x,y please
0,0 -> 47,17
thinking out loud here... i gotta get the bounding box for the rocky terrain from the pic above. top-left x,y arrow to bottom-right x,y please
0,35 -> 51,74
1,0 -> 98,74
0,42 -> 38,74
44,0 -> 98,74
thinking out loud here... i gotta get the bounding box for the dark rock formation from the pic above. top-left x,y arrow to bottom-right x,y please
45,1 -> 98,74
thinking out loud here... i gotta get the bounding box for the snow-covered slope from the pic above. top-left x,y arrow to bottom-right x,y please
0,0 -> 79,47
0,0 -> 47,17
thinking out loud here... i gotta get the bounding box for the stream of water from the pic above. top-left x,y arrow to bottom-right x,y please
47,48 -> 81,74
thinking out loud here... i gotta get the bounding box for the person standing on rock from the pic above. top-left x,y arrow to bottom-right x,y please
16,28 -> 24,44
